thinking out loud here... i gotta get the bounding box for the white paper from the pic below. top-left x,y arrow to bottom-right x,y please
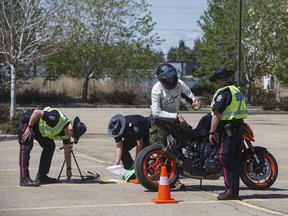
106,165 -> 127,176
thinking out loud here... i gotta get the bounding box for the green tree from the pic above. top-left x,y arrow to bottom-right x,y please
194,0 -> 288,103
46,0 -> 162,101
241,0 -> 275,103
238,0 -> 288,102
167,40 -> 197,62
194,0 -> 239,81
0,0 -> 64,120
267,0 -> 288,87
109,44 -> 164,80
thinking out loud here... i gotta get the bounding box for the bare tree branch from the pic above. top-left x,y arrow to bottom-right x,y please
0,0 -> 65,120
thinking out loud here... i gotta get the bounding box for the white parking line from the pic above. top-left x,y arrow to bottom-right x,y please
1,200 -> 287,215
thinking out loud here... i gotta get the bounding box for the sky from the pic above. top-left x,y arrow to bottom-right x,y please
145,0 -> 208,57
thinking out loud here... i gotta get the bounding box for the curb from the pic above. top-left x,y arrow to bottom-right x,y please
0,133 -> 106,142
0,135 -> 18,142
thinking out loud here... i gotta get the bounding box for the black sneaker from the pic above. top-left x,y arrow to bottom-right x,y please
217,191 -> 239,200
20,177 -> 40,187
36,174 -> 59,184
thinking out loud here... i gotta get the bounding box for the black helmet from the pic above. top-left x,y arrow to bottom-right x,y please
209,66 -> 234,82
156,63 -> 178,90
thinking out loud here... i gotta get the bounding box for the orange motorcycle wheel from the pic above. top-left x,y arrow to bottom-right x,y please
135,144 -> 179,191
241,149 -> 278,190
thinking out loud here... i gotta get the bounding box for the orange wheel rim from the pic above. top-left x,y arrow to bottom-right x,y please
141,149 -> 176,185
244,152 -> 276,186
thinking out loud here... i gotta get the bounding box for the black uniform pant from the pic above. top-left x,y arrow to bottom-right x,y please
18,117 -> 55,179
121,131 -> 150,170
218,120 -> 244,195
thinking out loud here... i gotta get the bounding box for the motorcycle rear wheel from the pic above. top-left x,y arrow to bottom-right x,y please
135,144 -> 179,191
241,149 -> 278,190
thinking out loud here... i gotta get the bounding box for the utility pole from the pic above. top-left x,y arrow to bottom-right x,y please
237,0 -> 242,87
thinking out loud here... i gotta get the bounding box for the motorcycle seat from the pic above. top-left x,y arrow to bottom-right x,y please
178,124 -> 209,137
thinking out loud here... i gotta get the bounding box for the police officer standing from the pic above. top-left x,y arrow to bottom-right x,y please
208,66 -> 248,200
108,114 -> 150,170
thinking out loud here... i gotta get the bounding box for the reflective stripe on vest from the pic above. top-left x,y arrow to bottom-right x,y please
38,107 -> 70,140
210,85 -> 248,120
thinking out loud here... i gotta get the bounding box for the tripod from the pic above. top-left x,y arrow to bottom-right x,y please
57,145 -> 100,182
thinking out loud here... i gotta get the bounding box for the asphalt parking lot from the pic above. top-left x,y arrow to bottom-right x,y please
0,107 -> 287,216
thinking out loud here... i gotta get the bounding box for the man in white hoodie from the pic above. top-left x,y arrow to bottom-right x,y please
150,62 -> 201,189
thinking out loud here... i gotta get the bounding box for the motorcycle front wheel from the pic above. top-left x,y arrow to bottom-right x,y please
135,144 -> 179,192
241,149 -> 278,190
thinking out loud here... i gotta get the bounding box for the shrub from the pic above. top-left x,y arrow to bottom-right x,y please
0,104 -> 25,134
279,97 -> 288,111
179,101 -> 188,111
17,88 -> 78,105
136,94 -> 151,106
0,89 -> 10,103
263,101 -> 277,110
250,88 -> 267,106
89,89 -> 139,105
262,90 -> 277,110
0,117 -> 19,134
105,90 -> 137,105
0,103 -> 10,123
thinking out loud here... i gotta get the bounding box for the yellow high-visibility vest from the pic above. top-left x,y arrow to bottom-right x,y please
211,85 -> 248,120
38,107 -> 70,140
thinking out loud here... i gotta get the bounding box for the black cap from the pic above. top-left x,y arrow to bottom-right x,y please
209,66 -> 234,82
73,117 -> 87,143
107,114 -> 126,138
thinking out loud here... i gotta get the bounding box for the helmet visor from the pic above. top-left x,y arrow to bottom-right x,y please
157,67 -> 177,80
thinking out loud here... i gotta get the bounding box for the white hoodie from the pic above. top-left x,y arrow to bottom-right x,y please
151,79 -> 196,119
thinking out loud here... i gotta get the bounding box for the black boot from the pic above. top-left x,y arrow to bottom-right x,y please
20,177 -> 40,187
217,191 -> 239,200
36,174 -> 59,184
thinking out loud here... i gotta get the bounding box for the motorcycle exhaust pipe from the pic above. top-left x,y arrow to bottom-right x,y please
162,146 -> 183,167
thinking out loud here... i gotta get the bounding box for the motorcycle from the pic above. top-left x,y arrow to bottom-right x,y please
135,115 -> 278,192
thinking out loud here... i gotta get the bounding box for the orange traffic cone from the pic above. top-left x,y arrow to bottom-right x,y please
151,165 -> 177,204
